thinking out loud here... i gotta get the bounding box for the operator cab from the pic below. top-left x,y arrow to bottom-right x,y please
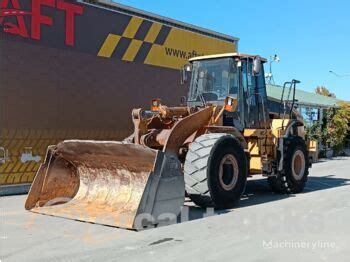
185,53 -> 270,131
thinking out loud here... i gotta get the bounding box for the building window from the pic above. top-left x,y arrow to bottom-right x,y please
300,107 -> 319,126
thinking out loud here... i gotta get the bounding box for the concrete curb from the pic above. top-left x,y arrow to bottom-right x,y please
0,184 -> 31,196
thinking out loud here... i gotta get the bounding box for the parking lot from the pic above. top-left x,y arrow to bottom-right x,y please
1,157 -> 349,262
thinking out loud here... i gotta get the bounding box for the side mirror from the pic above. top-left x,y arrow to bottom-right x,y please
151,98 -> 162,111
180,96 -> 187,105
253,56 -> 262,75
224,96 -> 238,112
180,63 -> 192,85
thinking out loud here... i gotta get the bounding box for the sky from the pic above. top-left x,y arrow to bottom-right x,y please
113,0 -> 350,101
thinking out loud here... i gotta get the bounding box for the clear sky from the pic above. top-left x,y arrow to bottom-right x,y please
114,0 -> 350,101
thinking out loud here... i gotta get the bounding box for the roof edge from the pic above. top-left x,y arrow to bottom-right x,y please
189,52 -> 267,62
79,0 -> 239,43
266,84 -> 342,108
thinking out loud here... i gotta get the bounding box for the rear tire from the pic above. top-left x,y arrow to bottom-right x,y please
268,136 -> 309,194
184,133 -> 247,208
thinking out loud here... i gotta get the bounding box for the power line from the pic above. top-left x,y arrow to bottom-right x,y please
329,70 -> 350,77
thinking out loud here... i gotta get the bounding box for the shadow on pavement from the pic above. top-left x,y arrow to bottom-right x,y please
315,156 -> 350,163
180,173 -> 350,223
304,175 -> 350,192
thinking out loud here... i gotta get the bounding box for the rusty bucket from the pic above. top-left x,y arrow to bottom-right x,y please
25,140 -> 184,230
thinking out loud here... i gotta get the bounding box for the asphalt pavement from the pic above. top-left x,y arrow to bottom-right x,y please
1,157 -> 349,262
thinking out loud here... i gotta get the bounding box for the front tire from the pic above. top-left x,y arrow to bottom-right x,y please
184,133 -> 247,208
268,136 -> 309,193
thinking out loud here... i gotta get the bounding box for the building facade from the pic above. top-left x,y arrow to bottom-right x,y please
0,0 -> 238,189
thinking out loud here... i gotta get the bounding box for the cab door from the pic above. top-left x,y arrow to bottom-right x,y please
241,58 -> 269,128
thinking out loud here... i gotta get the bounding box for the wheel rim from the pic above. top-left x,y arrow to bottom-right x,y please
291,149 -> 306,180
219,154 -> 239,191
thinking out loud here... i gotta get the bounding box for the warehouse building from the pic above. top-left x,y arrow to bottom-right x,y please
0,0 -> 238,191
266,84 -> 341,125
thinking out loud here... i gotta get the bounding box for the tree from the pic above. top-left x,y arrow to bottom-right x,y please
306,121 -> 322,141
309,87 -> 349,156
337,101 -> 350,122
315,86 -> 336,98
322,104 -> 349,154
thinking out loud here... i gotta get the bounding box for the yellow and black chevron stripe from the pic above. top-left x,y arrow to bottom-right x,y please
97,16 -> 236,69
0,129 -> 129,185
98,17 -> 170,62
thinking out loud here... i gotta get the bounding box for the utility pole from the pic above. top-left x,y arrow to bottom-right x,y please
265,54 -> 280,85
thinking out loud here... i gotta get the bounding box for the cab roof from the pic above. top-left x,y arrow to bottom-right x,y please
188,52 -> 267,62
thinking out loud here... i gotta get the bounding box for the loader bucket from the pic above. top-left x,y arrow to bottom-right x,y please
25,140 -> 184,230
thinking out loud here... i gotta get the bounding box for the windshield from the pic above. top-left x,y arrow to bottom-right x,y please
188,58 -> 238,102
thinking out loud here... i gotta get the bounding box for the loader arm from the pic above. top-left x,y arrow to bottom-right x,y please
164,106 -> 214,157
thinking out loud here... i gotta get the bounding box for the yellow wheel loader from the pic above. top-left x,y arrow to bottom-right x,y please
25,53 -> 311,230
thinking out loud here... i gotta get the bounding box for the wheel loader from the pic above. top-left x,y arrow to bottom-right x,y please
25,53 -> 311,230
